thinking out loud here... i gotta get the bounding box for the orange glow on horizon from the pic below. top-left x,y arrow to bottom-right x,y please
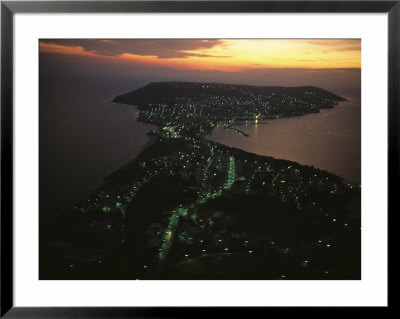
40,42 -> 98,57
39,39 -> 361,71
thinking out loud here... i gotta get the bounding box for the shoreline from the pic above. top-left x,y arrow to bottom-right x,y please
141,132 -> 158,152
207,99 -> 360,185
100,131 -> 158,185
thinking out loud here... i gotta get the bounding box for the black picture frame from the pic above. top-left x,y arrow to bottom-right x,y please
1,0 -> 396,317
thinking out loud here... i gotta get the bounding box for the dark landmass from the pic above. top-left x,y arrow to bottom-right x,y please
113,82 -> 346,138
40,82 -> 360,280
113,82 -> 345,108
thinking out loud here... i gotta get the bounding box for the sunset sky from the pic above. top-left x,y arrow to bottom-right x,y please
39,39 -> 361,98
39,39 -> 361,72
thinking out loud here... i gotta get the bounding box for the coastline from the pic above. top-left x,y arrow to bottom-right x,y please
141,133 -> 158,152
207,98 -> 361,184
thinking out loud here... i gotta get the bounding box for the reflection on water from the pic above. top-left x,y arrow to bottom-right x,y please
207,97 -> 361,184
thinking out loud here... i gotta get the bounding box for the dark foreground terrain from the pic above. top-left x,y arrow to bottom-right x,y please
40,82 -> 360,280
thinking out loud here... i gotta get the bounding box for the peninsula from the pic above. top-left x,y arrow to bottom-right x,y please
40,82 -> 360,280
113,82 -> 346,138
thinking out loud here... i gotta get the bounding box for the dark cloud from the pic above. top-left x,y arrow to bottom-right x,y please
40,39 -> 228,59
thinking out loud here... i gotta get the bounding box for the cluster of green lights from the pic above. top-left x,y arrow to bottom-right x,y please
157,147 -> 238,262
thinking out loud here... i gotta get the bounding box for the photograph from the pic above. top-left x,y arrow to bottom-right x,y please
38,38 -> 361,280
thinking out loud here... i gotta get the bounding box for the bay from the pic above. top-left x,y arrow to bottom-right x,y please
207,96 -> 361,184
